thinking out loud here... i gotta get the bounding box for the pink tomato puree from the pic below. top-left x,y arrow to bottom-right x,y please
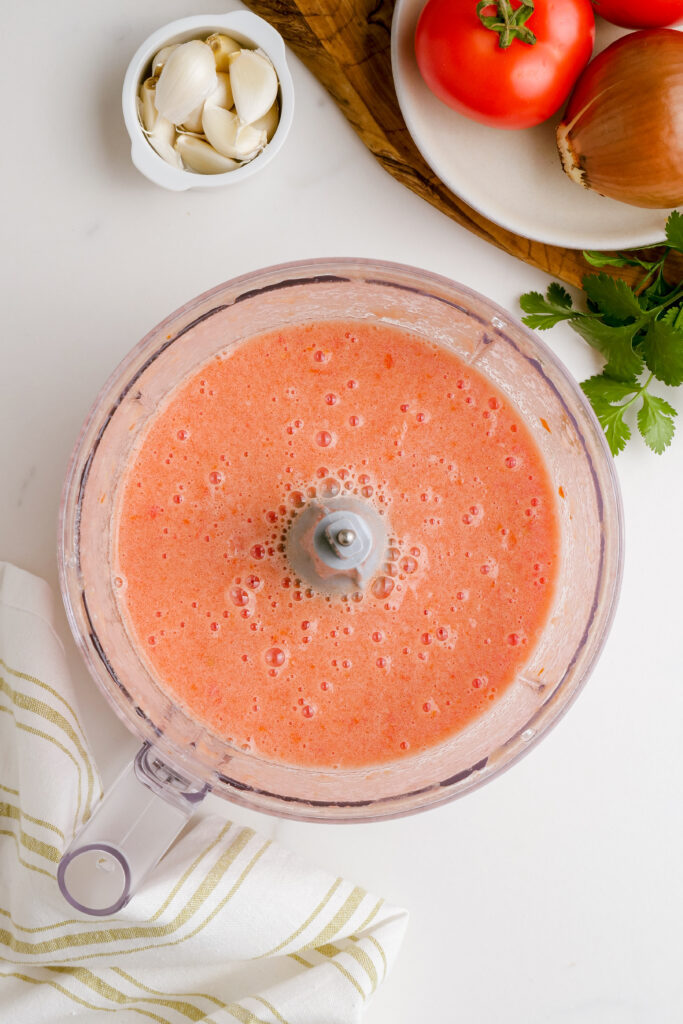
114,320 -> 559,768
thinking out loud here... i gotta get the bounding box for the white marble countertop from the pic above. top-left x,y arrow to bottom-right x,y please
2,2 -> 682,1021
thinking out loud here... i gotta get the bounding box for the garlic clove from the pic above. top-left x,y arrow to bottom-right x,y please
154,40 -> 217,126
152,43 -> 179,77
148,115 -> 183,168
149,115 -> 175,146
149,137 -> 183,169
180,102 -> 205,134
202,105 -> 267,160
206,33 -> 241,72
175,134 -> 240,174
228,49 -> 278,125
205,71 -> 234,111
250,100 -> 279,142
138,76 -> 159,132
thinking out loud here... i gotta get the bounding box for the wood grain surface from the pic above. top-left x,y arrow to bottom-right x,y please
244,0 -> 678,290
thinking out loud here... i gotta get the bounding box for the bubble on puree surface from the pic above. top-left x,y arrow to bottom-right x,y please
114,320 -> 559,768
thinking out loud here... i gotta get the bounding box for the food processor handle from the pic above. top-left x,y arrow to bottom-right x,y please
57,744 -> 208,916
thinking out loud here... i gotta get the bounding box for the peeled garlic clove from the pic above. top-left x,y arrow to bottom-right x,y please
180,102 -> 205,134
228,49 -> 278,125
150,137 -> 183,169
154,40 -> 217,126
175,134 -> 240,174
250,100 -> 279,142
152,43 -> 178,77
138,76 -> 159,132
148,116 -> 182,168
202,105 -> 267,160
205,71 -> 234,111
206,33 -> 241,71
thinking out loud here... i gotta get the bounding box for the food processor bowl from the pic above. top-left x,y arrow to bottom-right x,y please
58,260 -> 623,911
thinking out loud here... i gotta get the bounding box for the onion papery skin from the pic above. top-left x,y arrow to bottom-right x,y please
557,29 -> 683,209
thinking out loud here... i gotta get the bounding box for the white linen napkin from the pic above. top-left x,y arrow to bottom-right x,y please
0,562 -> 408,1024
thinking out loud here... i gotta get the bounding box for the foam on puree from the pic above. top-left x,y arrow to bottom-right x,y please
114,320 -> 559,768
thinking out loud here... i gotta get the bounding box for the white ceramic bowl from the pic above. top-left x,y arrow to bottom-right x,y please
122,11 -> 294,191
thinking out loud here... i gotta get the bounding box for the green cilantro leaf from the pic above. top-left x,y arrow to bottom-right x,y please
547,282 -> 573,309
661,305 -> 683,331
570,318 -> 643,381
519,219 -> 683,457
585,395 -> 631,456
581,374 -> 640,455
665,210 -> 683,254
641,316 -> 683,386
580,375 -> 639,405
519,287 -> 575,330
637,392 -> 677,454
638,273 -> 672,310
583,251 -> 633,269
582,273 -> 644,321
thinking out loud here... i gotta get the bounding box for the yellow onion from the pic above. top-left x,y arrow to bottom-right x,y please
556,29 -> 683,209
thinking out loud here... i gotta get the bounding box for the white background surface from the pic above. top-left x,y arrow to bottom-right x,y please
2,2 -> 682,1021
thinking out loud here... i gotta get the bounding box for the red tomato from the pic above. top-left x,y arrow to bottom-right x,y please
415,0 -> 596,129
592,0 -> 683,27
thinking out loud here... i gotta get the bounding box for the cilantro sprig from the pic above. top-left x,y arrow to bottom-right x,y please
520,211 -> 683,456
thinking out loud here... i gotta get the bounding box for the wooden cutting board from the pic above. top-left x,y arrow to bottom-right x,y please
244,0 -> 672,290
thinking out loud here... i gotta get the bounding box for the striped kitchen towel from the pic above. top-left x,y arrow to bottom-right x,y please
0,562 -> 408,1024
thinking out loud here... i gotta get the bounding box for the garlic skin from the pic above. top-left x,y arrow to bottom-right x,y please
557,29 -> 683,209
154,40 -> 217,126
228,49 -> 278,124
206,33 -> 241,71
152,43 -> 178,77
175,135 -> 240,174
251,100 -> 280,142
202,105 -> 267,160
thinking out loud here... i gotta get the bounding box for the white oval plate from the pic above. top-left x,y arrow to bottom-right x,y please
391,0 -> 681,251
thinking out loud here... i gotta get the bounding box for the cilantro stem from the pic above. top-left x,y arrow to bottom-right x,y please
649,284 -> 683,315
633,258 -> 666,297
620,373 -> 654,412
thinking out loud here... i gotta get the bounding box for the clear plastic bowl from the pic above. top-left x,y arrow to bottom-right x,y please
59,259 -> 623,823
